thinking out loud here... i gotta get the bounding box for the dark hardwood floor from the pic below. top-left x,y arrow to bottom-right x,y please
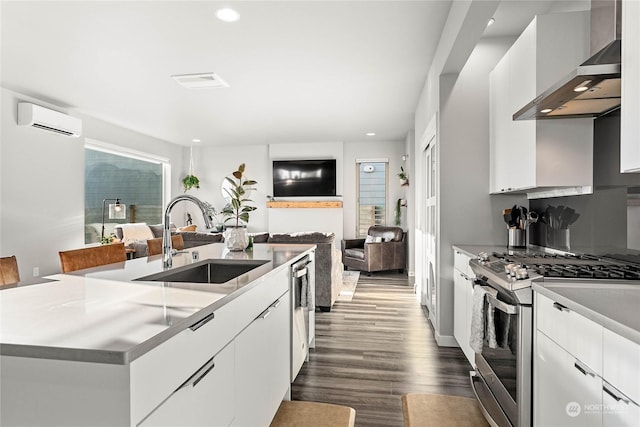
291,272 -> 474,426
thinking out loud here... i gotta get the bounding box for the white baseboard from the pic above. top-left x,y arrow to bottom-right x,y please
434,333 -> 459,348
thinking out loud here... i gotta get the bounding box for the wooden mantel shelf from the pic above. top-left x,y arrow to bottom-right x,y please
267,201 -> 343,209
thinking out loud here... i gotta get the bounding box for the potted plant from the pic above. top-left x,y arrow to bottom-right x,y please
182,174 -> 200,192
203,201 -> 224,232
398,166 -> 409,186
221,163 -> 258,250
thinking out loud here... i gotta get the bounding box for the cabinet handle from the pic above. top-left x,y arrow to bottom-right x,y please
552,302 -> 570,313
259,307 -> 272,320
603,382 -> 635,406
189,312 -> 215,331
573,360 -> 595,377
178,356 -> 216,391
271,298 -> 282,309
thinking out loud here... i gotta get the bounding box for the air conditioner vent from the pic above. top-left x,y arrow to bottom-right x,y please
17,102 -> 82,137
171,72 -> 230,89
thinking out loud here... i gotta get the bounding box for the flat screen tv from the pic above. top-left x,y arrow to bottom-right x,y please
272,159 -> 337,197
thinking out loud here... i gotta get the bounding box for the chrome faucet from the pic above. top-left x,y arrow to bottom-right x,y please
163,195 -> 213,268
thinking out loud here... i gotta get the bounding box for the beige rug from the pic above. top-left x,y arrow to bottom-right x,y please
336,270 -> 360,302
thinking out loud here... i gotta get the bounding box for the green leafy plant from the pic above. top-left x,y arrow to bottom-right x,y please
395,198 -> 402,226
398,166 -> 409,186
182,174 -> 200,192
221,163 -> 258,227
101,233 -> 117,245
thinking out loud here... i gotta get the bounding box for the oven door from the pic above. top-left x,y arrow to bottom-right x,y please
472,287 -> 532,427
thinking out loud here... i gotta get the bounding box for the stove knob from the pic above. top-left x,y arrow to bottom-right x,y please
478,252 -> 489,262
504,263 -> 517,275
515,268 -> 529,280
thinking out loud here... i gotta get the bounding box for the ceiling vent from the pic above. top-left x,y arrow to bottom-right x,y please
171,72 -> 230,89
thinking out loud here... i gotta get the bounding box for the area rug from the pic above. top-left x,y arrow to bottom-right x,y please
336,270 -> 360,302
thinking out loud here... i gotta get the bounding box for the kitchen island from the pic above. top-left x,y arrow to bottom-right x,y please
1,243 -> 315,426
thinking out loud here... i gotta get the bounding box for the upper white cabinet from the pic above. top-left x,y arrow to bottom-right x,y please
490,11 -> 594,198
621,0 -> 640,173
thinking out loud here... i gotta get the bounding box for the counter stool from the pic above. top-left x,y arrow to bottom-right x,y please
0,255 -> 20,289
270,400 -> 356,427
59,243 -> 127,273
401,393 -> 489,427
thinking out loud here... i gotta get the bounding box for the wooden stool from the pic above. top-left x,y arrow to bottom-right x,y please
401,393 -> 489,427
270,400 -> 356,427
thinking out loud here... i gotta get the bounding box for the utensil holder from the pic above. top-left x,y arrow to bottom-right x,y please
508,229 -> 526,248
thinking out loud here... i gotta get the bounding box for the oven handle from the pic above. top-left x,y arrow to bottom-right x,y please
486,292 -> 518,315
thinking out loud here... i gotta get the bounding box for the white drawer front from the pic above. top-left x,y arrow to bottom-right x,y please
536,293 -> 602,375
603,328 -> 640,405
130,299 -> 238,424
138,341 -> 235,427
453,250 -> 472,277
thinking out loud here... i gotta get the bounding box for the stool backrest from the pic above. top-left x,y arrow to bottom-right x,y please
59,243 -> 127,273
147,235 -> 184,256
0,255 -> 20,287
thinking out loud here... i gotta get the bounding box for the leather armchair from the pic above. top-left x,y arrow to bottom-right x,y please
341,226 -> 406,274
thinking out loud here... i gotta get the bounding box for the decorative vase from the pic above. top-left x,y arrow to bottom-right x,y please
214,223 -> 224,232
224,225 -> 249,251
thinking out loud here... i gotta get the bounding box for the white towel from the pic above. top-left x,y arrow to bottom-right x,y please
469,285 -> 498,353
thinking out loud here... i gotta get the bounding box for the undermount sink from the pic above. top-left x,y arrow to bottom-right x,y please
136,259 -> 270,284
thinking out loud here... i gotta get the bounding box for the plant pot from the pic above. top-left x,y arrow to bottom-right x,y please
224,226 -> 249,251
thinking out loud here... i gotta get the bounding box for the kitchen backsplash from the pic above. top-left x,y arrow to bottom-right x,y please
529,110 -> 640,252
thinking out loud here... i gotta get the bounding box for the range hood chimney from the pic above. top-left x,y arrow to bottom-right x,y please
513,0 -> 621,120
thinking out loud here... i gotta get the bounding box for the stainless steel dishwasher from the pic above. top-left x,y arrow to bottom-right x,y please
290,254 -> 315,382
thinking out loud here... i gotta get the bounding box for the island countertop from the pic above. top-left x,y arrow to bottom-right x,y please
0,243 -> 314,365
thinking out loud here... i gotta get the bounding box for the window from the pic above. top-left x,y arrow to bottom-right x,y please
84,142 -> 169,244
356,161 -> 388,237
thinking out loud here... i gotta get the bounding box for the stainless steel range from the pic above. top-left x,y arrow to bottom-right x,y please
468,249 -> 640,427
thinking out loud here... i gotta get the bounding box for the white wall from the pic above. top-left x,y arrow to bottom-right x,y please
413,34 -> 527,344
0,89 -> 183,278
343,140 -> 406,240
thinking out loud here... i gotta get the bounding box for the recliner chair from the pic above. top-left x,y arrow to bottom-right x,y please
341,226 -> 406,274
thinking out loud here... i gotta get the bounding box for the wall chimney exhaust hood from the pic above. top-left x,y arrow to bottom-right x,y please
513,0 -> 621,120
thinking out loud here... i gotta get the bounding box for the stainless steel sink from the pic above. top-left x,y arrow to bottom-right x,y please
136,259 -> 270,284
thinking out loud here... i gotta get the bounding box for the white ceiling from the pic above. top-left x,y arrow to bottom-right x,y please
1,1 -> 588,147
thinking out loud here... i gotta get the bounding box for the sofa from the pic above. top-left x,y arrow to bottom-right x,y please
262,232 -> 343,312
341,226 -> 406,274
114,223 -> 222,258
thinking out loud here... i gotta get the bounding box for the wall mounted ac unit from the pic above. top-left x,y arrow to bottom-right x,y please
17,102 -> 82,137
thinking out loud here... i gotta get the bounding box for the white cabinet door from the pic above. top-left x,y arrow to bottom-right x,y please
453,249 -> 475,367
535,331 -> 602,427
489,11 -> 593,195
603,381 -> 640,427
621,0 -> 640,172
139,341 -> 235,427
233,292 -> 290,427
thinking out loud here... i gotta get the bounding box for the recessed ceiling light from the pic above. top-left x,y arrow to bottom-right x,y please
487,18 -> 495,27
216,8 -> 240,22
540,108 -> 552,114
366,132 -> 376,136
172,72 -> 230,89
192,139 -> 201,143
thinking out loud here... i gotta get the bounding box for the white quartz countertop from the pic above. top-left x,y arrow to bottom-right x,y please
0,243 -> 314,364
532,281 -> 640,345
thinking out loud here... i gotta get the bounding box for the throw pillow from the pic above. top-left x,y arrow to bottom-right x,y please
178,224 -> 197,232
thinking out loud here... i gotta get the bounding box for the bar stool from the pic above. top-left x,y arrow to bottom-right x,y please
58,243 -> 127,273
0,255 -> 20,288
147,235 -> 185,256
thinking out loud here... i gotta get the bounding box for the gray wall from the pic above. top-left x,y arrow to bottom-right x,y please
529,110 -> 640,252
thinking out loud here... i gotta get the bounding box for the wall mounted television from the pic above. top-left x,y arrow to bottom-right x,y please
272,159 -> 337,197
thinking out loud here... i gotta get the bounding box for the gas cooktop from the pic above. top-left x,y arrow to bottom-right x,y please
490,251 -> 640,280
